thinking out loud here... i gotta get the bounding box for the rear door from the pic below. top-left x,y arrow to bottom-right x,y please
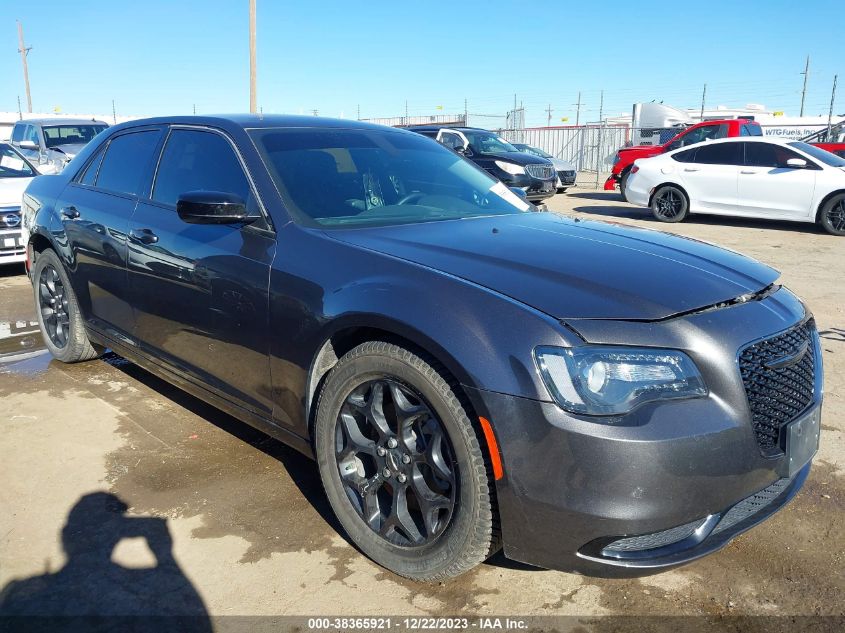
55,127 -> 163,339
127,126 -> 275,417
677,142 -> 741,213
737,142 -> 818,219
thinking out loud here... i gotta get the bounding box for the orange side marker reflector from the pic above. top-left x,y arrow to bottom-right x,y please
479,416 -> 504,481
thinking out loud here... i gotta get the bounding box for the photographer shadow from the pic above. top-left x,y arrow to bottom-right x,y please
0,492 -> 211,632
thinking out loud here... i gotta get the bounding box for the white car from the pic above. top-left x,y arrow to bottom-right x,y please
625,137 -> 845,236
0,143 -> 37,266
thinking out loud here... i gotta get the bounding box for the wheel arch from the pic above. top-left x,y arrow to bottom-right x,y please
815,189 -> 845,222
648,181 -> 690,209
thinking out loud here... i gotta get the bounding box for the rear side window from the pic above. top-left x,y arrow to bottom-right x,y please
152,129 -> 256,212
11,124 -> 24,143
95,131 -> 160,196
671,148 -> 698,163
694,143 -> 742,165
78,146 -> 106,186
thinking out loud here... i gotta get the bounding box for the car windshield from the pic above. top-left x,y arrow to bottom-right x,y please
0,144 -> 34,178
527,146 -> 552,159
462,130 -> 519,155
788,141 -> 845,167
42,124 -> 107,148
251,128 -> 531,228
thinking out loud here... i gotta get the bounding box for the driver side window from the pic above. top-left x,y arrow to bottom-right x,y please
152,129 -> 258,215
439,133 -> 464,150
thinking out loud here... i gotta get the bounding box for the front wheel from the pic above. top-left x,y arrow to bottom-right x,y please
314,341 -> 497,580
651,185 -> 689,223
819,194 -> 845,236
32,249 -> 102,363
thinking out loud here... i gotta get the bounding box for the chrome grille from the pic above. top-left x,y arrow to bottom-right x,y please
738,320 -> 816,455
0,206 -> 22,229
525,163 -> 554,180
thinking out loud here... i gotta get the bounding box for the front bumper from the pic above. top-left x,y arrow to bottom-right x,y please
463,288 -> 821,577
488,168 -> 556,202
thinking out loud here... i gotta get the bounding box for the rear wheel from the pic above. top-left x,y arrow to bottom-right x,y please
32,249 -> 101,363
651,185 -> 689,223
619,170 -> 631,201
819,194 -> 845,236
314,341 -> 497,580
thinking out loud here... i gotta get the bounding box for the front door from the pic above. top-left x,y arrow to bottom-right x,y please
737,142 -> 818,219
127,127 -> 275,417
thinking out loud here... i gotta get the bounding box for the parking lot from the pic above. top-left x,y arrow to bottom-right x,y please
1,191 -> 843,624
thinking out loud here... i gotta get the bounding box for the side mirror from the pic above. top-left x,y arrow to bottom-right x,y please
785,158 -> 808,169
18,140 -> 38,150
453,145 -> 466,155
176,191 -> 251,224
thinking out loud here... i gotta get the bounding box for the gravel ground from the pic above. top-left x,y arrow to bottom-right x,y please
0,190 -> 842,630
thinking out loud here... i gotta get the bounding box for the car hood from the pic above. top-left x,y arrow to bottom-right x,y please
47,143 -> 87,158
326,213 -> 779,321
550,157 -> 575,171
619,144 -> 665,158
0,177 -> 32,208
483,151 -> 553,166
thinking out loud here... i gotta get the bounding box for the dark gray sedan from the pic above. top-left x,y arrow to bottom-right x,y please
22,115 -> 822,580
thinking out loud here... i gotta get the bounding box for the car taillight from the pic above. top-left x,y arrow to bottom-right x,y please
631,165 -> 639,174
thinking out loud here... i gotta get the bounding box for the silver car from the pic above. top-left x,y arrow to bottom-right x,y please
9,118 -> 108,174
512,143 -> 577,192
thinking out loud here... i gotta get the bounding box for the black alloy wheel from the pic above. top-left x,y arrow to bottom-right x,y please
651,185 -> 689,223
335,378 -> 456,547
38,264 -> 70,349
820,194 -> 845,236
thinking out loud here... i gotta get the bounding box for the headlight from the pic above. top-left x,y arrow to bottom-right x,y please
535,346 -> 707,416
494,161 -> 525,175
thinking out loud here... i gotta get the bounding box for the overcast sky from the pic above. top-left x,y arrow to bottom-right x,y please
1,0 -> 841,126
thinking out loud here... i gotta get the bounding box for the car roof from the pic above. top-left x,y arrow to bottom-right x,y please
110,114 -> 402,133
403,125 -> 491,133
16,118 -> 109,126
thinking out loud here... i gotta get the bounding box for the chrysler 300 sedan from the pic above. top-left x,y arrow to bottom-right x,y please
21,116 -> 822,580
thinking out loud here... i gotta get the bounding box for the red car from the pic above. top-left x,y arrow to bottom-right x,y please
605,119 -> 763,199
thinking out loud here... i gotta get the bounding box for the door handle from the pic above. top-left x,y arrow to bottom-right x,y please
129,228 -> 159,245
60,206 -> 80,220
683,168 -> 699,172
740,170 -> 756,174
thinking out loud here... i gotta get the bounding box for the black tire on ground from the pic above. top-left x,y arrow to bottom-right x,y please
650,185 -> 689,223
619,170 -> 631,201
557,187 -> 568,194
819,193 -> 845,236
32,249 -> 102,363
314,341 -> 498,581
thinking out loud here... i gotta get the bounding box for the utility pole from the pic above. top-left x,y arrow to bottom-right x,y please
546,104 -> 553,127
249,0 -> 258,113
699,83 -> 707,120
311,109 -> 318,116
827,74 -> 838,139
464,98 -> 468,125
193,103 -> 197,115
17,21 -> 32,113
405,99 -> 408,125
17,96 -> 23,120
595,90 -> 604,190
112,99 -> 117,124
800,55 -> 810,117
574,91 -> 582,126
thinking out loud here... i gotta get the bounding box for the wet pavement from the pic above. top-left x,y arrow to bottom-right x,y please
0,196 -> 843,625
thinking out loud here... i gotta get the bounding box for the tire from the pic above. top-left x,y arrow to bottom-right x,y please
819,193 -> 845,236
32,249 -> 101,363
619,170 -> 631,201
557,187 -> 568,194
651,185 -> 689,223
314,341 -> 497,580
